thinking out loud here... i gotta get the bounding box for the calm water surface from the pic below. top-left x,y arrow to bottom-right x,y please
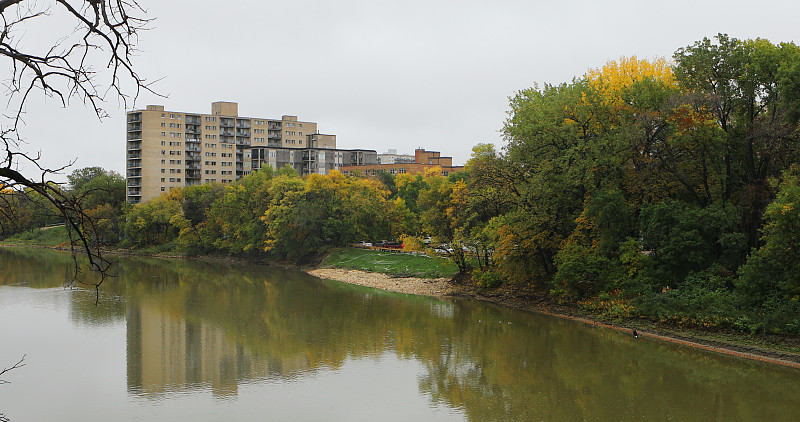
0,247 -> 798,421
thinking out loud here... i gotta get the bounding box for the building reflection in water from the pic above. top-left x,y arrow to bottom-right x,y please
125,301 -> 311,399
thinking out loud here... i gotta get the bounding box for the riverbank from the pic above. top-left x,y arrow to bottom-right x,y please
3,242 -> 799,369
307,267 -> 800,369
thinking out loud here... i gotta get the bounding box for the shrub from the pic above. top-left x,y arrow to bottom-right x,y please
472,268 -> 504,289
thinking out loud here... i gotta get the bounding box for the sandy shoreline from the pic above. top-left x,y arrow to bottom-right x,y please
306,268 -> 456,297
307,267 -> 800,369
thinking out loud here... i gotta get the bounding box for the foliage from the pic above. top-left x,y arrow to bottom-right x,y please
579,290 -> 636,320
11,34 -> 800,336
471,268 -> 504,289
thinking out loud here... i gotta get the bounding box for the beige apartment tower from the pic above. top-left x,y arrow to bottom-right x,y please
126,102 -> 325,203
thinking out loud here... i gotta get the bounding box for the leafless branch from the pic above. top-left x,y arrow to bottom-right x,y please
0,354 -> 25,385
0,1 -> 160,293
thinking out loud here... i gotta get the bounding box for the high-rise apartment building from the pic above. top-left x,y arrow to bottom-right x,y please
125,101 -> 377,203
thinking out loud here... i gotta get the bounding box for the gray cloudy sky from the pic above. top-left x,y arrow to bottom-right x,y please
12,0 -> 800,180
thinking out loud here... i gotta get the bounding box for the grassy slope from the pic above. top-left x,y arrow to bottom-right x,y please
1,226 -> 70,246
321,248 -> 459,278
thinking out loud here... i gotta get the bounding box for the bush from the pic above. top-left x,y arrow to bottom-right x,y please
633,267 -> 737,329
472,268 -> 504,289
579,290 -> 635,320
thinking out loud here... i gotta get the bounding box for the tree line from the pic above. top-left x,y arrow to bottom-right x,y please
3,34 -> 800,334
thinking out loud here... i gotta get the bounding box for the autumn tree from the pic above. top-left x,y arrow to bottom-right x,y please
673,34 -> 800,247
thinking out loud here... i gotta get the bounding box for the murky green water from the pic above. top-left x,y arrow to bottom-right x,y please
0,247 -> 798,421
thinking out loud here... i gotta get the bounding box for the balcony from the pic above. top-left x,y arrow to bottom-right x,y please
185,115 -> 202,125
268,133 -> 282,140
268,124 -> 281,130
236,130 -> 250,137
185,138 -> 200,143
127,180 -> 141,187
185,146 -> 200,152
127,170 -> 141,177
236,120 -> 251,129
127,113 -> 141,122
220,118 -> 234,127
127,189 -> 142,197
127,161 -> 142,169
220,129 -> 234,136
127,153 -> 142,159
127,123 -> 142,131
127,132 -> 142,141
185,163 -> 201,170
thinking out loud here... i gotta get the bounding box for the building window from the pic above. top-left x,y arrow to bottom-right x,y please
161,187 -> 165,191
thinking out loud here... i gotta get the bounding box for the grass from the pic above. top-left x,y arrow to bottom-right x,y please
1,226 -> 70,247
322,247 -> 459,278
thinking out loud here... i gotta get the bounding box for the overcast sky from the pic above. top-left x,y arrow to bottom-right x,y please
11,0 -> 800,180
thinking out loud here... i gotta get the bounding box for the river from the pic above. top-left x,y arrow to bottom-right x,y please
0,247 -> 798,421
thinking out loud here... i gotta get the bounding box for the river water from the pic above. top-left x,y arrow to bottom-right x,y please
0,247 -> 798,421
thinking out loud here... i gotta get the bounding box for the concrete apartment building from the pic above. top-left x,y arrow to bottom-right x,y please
126,101 -> 377,203
340,148 -> 465,177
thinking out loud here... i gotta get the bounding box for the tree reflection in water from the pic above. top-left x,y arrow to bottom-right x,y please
2,247 -> 799,421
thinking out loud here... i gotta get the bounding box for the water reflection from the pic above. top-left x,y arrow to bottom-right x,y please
2,247 -> 799,421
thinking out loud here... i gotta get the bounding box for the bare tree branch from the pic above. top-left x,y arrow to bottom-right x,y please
0,0 -> 161,292
0,354 -> 24,385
